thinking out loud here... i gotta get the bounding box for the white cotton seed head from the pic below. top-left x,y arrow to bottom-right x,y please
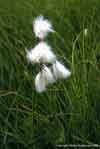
26,42 -> 56,64
52,61 -> 71,79
35,66 -> 55,93
42,65 -> 55,85
35,72 -> 46,93
33,15 -> 54,39
26,47 -> 40,64
26,50 -> 36,64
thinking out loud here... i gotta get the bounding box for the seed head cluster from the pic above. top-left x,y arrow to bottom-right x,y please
26,15 -> 71,93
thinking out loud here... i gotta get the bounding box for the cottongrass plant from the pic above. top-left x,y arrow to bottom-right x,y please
33,15 -> 54,40
35,65 -> 55,92
26,41 -> 56,64
27,15 -> 71,93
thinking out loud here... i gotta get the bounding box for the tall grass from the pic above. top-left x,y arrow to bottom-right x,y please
0,0 -> 100,148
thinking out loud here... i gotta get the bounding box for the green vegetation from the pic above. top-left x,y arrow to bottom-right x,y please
0,0 -> 100,148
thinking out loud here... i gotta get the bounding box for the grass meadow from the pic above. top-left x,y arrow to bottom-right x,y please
0,0 -> 100,148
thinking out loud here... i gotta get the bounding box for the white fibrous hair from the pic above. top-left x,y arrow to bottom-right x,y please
35,65 -> 55,92
52,61 -> 71,79
35,72 -> 46,93
42,65 -> 55,85
26,15 -> 71,93
26,41 -> 56,64
33,15 -> 54,39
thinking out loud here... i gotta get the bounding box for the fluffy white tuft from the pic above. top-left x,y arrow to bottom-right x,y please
33,15 -> 54,39
26,42 -> 56,64
35,72 -> 46,93
42,65 -> 55,85
35,65 -> 55,93
52,61 -> 71,79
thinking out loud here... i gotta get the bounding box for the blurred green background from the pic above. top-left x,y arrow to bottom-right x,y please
0,0 -> 100,148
